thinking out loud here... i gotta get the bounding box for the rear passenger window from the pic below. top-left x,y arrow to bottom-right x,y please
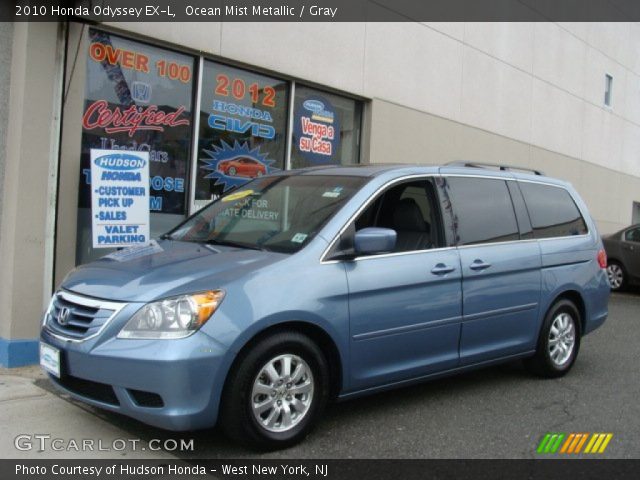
519,182 -> 588,238
445,177 -> 519,245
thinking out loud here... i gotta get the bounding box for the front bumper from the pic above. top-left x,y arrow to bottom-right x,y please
40,323 -> 229,431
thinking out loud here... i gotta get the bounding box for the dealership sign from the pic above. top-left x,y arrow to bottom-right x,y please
294,95 -> 341,165
91,149 -> 150,248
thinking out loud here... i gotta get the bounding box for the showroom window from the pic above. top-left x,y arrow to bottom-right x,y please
193,61 -> 289,205
72,28 -> 362,266
76,29 -> 196,264
291,85 -> 362,169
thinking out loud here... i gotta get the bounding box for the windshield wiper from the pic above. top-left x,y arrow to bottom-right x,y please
204,239 -> 267,251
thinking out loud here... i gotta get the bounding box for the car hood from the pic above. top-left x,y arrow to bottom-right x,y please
61,240 -> 287,302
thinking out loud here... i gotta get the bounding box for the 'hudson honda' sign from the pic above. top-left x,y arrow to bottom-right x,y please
90,149 -> 150,248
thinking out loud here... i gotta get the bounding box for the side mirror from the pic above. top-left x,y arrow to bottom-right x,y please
354,228 -> 397,255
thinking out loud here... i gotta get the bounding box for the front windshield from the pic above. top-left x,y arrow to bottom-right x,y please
167,175 -> 366,253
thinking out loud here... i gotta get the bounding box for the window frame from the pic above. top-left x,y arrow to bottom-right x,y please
604,73 -> 614,108
443,175 -> 522,247
624,227 -> 640,244
517,179 -> 590,240
321,175 -> 452,263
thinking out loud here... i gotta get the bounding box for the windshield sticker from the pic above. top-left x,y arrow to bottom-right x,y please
221,189 -> 254,203
291,233 -> 308,243
220,198 -> 280,221
103,239 -> 163,262
322,186 -> 343,198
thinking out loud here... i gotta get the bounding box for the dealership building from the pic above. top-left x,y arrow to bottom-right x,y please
0,20 -> 639,366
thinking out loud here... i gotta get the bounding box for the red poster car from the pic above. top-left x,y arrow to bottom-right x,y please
217,156 -> 267,178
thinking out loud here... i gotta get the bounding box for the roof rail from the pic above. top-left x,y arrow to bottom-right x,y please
446,161 -> 545,176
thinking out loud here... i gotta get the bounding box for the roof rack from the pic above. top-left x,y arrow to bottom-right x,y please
446,161 -> 545,176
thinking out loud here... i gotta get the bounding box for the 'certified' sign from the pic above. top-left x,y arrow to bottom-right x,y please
90,149 -> 150,249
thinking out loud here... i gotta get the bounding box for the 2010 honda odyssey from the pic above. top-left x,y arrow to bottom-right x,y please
40,163 -> 610,449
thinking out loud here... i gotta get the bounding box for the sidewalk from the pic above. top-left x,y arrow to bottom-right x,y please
0,366 -> 176,459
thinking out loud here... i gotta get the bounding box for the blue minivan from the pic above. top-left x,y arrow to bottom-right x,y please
40,163 -> 610,448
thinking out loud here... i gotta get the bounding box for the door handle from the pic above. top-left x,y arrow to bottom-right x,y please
469,260 -> 492,271
431,264 -> 455,275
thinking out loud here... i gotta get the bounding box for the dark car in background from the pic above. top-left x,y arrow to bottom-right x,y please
603,224 -> 640,291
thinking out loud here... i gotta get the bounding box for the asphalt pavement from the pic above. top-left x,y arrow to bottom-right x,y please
2,292 -> 639,459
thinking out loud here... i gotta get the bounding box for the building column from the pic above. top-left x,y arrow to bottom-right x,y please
0,22 -> 64,367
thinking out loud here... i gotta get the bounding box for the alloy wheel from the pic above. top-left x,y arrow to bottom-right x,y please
251,354 -> 314,433
607,263 -> 624,290
548,312 -> 576,367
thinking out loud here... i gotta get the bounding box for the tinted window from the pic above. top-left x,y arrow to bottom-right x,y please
445,177 -> 519,245
519,182 -> 588,238
624,228 -> 640,243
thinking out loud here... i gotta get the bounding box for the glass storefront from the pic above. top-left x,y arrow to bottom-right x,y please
291,85 -> 362,169
194,61 -> 289,205
73,28 -> 363,266
76,29 -> 195,264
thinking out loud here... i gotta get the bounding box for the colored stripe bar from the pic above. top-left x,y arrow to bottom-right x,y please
584,433 -> 599,453
598,434 -> 613,453
550,434 -> 565,453
574,433 -> 589,453
537,434 -> 552,454
560,434 -> 575,453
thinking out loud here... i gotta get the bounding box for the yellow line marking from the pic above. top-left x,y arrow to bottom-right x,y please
590,434 -> 605,453
598,434 -> 613,453
584,434 -> 598,453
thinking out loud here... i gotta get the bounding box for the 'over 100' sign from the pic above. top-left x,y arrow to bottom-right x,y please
91,149 -> 150,248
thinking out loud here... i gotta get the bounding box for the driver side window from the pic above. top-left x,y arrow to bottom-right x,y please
354,179 -> 443,253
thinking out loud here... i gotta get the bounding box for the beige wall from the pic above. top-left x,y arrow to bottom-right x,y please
109,22 -> 640,177
0,22 -> 62,340
368,98 -> 640,234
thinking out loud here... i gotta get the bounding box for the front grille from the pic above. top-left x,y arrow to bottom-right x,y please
44,291 -> 123,341
128,389 -> 165,408
52,374 -> 120,406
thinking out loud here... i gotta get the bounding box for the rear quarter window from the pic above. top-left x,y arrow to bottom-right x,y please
518,182 -> 588,239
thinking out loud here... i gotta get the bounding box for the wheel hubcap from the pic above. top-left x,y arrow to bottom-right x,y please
251,354 -> 314,433
607,264 -> 623,289
548,313 -> 576,367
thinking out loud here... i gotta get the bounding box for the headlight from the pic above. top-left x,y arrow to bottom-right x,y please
117,290 -> 225,339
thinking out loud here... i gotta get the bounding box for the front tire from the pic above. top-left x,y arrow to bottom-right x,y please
525,299 -> 581,378
607,261 -> 626,291
220,332 -> 330,450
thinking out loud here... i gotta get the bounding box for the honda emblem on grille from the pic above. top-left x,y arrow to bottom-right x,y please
57,307 -> 71,326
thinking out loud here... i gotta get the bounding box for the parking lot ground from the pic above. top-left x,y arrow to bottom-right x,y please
1,292 -> 639,459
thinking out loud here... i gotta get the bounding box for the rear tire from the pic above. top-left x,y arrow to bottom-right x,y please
607,261 -> 626,291
220,331 -> 330,450
524,299 -> 581,378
